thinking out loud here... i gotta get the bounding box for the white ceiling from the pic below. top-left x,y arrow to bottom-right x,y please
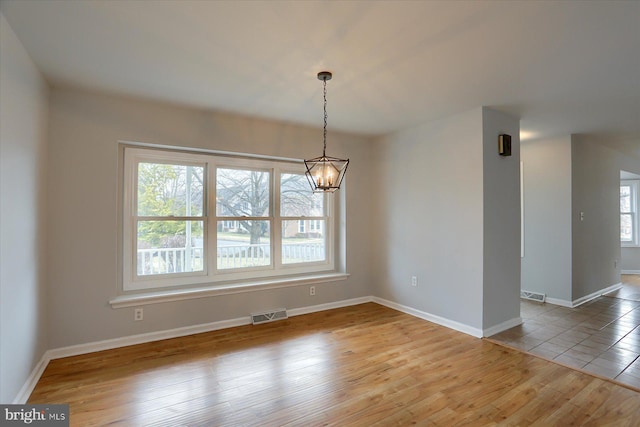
2,0 -> 639,145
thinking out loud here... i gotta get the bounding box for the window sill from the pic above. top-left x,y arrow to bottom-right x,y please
109,272 -> 350,309
622,243 -> 640,248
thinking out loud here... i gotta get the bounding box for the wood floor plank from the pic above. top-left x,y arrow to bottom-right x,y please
28,302 -> 640,425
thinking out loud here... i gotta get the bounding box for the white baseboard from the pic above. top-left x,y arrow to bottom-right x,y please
483,317 -> 523,337
12,354 -> 50,404
14,294 -> 518,403
47,317 -> 251,361
288,296 -> 372,317
544,297 -> 573,307
572,283 -> 622,307
372,297 -> 521,338
372,297 -> 484,338
48,296 -> 371,361
13,296 -> 373,403
622,270 -> 640,275
545,283 -> 622,309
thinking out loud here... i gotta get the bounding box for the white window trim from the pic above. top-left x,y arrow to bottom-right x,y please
115,144 -> 344,305
621,180 -> 639,248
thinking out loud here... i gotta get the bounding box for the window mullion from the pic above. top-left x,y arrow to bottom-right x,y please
634,182 -> 639,246
273,167 -> 282,269
209,160 -> 218,274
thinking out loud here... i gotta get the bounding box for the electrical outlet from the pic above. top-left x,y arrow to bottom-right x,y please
411,276 -> 417,287
134,308 -> 143,321
310,286 -> 316,296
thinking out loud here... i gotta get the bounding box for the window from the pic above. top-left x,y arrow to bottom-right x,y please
281,173 -> 326,265
122,147 -> 336,292
621,180 -> 639,247
135,161 -> 205,277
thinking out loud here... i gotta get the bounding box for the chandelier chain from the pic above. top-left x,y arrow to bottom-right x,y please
323,77 -> 327,157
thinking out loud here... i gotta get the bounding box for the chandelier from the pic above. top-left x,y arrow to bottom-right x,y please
304,71 -> 349,193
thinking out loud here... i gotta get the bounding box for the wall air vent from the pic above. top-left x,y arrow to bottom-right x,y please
251,308 -> 288,325
520,290 -> 546,303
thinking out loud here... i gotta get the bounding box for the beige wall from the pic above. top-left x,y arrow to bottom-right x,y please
0,13 -> 50,402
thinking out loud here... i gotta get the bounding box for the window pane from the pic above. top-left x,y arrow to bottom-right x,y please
137,220 -> 204,275
620,185 -> 631,213
217,220 -> 271,269
138,163 -> 204,216
621,213 -> 632,241
282,220 -> 326,264
281,173 -> 323,216
216,168 -> 269,217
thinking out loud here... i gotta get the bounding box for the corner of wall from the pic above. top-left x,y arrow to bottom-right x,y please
520,136 -> 572,301
570,137 -> 622,300
0,12 -> 50,403
481,108 -> 521,331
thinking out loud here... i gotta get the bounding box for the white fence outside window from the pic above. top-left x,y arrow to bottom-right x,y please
137,242 -> 324,275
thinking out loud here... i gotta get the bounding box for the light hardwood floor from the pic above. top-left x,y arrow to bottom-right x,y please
29,303 -> 640,426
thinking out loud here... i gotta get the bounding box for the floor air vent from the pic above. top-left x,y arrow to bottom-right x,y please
520,290 -> 546,303
251,308 -> 288,325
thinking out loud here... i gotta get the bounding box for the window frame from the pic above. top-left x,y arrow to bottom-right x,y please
122,146 -> 337,293
621,180 -> 639,247
279,169 -> 329,267
215,164 -> 273,274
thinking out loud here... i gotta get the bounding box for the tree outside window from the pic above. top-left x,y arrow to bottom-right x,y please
122,147 -> 337,292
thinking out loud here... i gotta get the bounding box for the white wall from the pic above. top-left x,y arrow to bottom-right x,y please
621,249 -> 640,272
0,13 -> 50,403
45,87 -> 374,348
521,136 -> 572,301
372,107 -> 520,334
571,136 -> 622,299
521,135 -> 640,304
481,108 -> 521,329
373,108 -> 484,330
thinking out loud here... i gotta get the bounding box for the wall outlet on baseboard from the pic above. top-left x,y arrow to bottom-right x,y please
411,276 -> 417,287
134,308 -> 143,321
310,286 -> 316,296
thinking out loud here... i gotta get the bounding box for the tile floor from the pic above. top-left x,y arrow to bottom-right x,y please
490,275 -> 640,390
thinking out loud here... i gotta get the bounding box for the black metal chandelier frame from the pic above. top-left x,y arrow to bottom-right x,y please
304,71 -> 349,193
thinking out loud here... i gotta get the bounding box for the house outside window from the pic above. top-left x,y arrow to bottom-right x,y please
621,180 -> 639,247
122,146 -> 336,292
